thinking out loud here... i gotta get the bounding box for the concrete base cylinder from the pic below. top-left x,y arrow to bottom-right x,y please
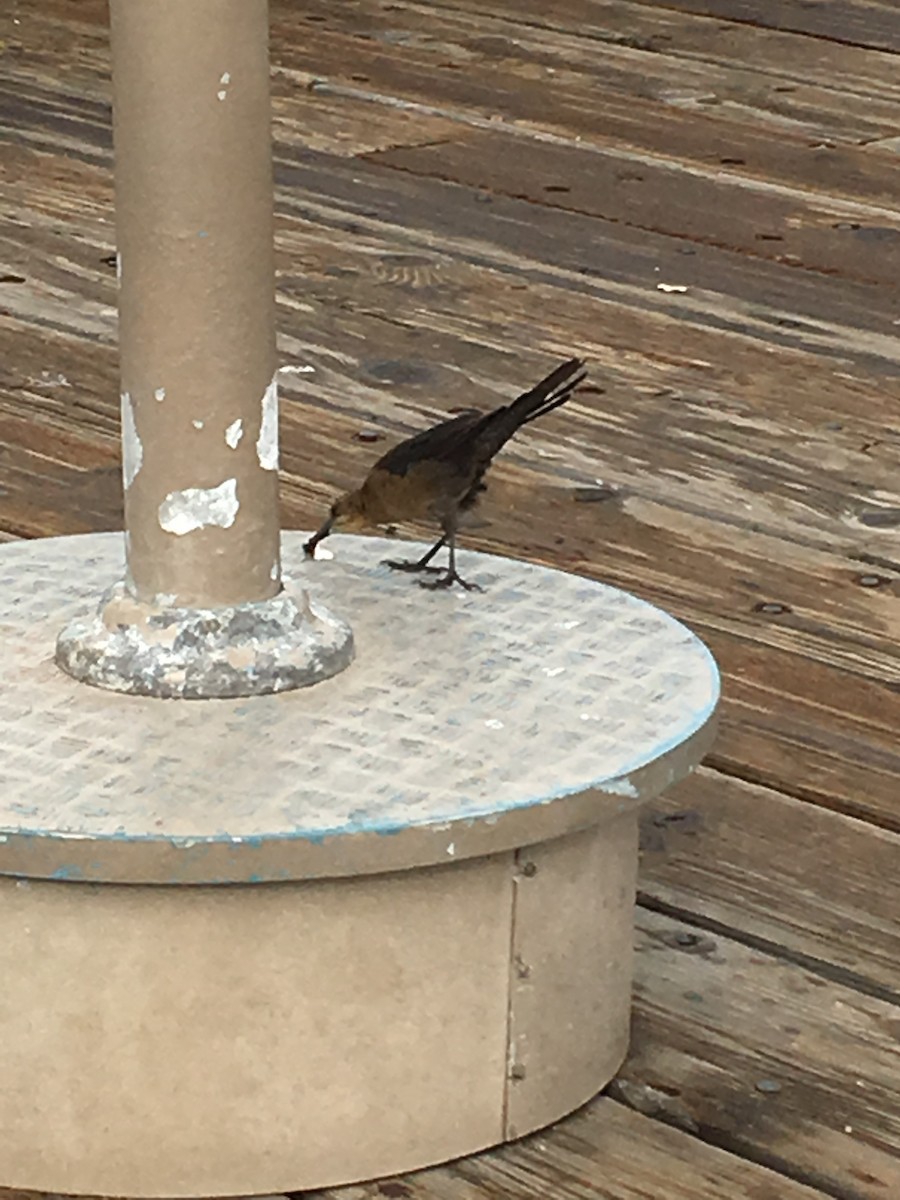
0,819 -> 636,1198
0,532 -> 720,1197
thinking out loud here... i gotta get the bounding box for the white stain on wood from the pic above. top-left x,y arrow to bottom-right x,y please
154,387 -> 166,402
121,392 -> 143,489
158,478 -> 239,536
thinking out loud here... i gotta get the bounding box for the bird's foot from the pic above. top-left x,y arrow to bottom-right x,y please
419,571 -> 483,593
383,558 -> 443,575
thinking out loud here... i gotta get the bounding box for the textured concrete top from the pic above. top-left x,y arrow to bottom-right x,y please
0,533 -> 719,883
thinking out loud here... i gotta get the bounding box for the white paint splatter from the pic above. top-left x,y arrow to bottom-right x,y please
446,842 -> 456,856
225,418 -> 244,449
158,478 -> 239,536
279,363 -> 316,375
657,283 -> 688,294
580,713 -> 600,722
154,387 -> 166,402
484,718 -> 504,730
217,72 -> 230,102
192,419 -> 204,430
115,251 -> 122,282
270,560 -> 279,581
543,666 -> 566,678
602,777 -> 638,798
256,374 -> 279,471
121,392 -> 143,489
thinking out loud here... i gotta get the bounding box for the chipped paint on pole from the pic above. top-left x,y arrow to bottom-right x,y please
55,0 -> 354,697
108,0 -> 281,610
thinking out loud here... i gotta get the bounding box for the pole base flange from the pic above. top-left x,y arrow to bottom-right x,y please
55,578 -> 354,698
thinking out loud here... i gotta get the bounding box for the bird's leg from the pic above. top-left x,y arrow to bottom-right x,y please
419,527 -> 483,592
384,533 -> 447,574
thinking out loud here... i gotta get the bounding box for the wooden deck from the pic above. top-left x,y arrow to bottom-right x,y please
1,0 -> 899,1197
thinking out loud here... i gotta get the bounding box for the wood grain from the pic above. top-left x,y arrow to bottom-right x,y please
619,907 -> 900,1199
627,0 -> 900,53
441,0 -> 900,98
368,130 -> 900,286
639,768 -> 900,994
274,0 -> 900,141
2,125 -> 899,824
262,0 -> 900,205
2,4 -> 900,1195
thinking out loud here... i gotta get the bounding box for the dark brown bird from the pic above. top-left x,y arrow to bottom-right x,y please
304,357 -> 587,590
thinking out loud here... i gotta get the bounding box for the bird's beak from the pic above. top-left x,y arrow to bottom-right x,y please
303,516 -> 333,558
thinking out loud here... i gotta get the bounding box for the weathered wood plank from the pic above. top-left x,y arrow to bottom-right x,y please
640,767 -> 900,993
440,0 -> 900,99
263,2 -> 900,207
7,16 -> 900,296
618,907 -> 900,1199
702,635 -> 900,832
6,165 -> 900,583
628,0 -> 900,54
7,0 -> 900,196
271,0 -> 900,144
6,112 -> 900,383
367,130 -> 900,286
25,0 -> 877,222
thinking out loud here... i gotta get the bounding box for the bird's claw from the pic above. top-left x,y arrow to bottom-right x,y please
383,558 -> 443,574
419,573 -> 483,592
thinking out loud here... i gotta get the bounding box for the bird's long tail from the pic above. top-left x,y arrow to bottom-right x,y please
504,356 -> 587,431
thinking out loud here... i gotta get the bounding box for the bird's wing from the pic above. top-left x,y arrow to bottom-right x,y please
371,358 -> 586,488
373,410 -> 488,478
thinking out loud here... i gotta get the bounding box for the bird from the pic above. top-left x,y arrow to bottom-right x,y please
303,356 -> 588,590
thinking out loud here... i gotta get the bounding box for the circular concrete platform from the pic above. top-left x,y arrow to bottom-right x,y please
0,532 -> 717,885
0,532 -> 719,1197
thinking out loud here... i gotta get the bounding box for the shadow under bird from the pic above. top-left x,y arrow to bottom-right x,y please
304,356 -> 588,590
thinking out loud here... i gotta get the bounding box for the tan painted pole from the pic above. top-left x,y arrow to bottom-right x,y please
56,0 -> 354,697
111,0 -> 279,608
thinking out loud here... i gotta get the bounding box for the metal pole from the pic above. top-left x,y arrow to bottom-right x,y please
111,0 -> 278,607
55,0 -> 353,697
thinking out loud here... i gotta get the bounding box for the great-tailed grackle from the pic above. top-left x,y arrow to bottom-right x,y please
304,356 -> 587,590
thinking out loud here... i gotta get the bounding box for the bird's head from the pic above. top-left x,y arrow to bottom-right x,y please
304,489 -> 369,557
328,489 -> 370,533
